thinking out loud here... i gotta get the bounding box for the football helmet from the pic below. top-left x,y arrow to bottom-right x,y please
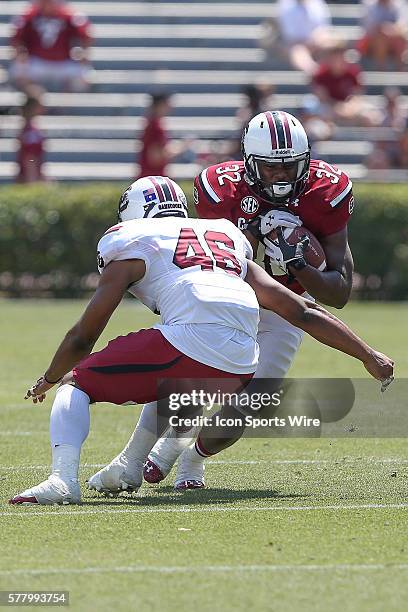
118,176 -> 189,221
242,110 -> 310,205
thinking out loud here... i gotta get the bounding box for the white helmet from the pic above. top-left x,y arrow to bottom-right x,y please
118,176 -> 188,221
241,110 -> 310,205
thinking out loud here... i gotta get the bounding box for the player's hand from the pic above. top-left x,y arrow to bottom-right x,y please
264,228 -> 309,273
24,376 -> 56,403
259,210 -> 301,235
362,351 -> 395,392
246,210 -> 301,242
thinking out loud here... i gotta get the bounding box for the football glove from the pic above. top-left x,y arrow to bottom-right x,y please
259,210 -> 301,236
264,227 -> 309,274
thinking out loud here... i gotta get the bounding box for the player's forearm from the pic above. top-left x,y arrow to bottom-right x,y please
44,329 -> 96,382
288,265 -> 351,308
297,301 -> 373,364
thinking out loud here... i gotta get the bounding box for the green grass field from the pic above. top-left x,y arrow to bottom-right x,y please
1,300 -> 407,612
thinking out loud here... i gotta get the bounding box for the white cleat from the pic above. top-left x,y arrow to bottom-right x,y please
86,457 -> 142,496
9,474 -> 81,505
174,446 -> 205,490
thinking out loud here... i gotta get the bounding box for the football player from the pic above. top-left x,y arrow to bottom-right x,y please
10,176 -> 393,505
95,111 -> 359,490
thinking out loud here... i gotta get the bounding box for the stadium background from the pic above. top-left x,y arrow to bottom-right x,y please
0,0 -> 407,302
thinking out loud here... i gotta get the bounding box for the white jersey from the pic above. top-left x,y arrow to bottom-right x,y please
97,217 -> 260,373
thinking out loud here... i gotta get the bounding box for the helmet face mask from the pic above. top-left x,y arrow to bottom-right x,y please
242,111 -> 311,206
117,176 -> 189,222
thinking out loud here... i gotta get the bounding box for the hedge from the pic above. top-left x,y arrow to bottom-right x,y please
0,181 -> 407,299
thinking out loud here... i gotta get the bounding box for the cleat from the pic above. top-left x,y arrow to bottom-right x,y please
9,474 -> 81,505
175,479 -> 205,490
143,459 -> 165,483
86,456 -> 142,495
174,446 -> 205,490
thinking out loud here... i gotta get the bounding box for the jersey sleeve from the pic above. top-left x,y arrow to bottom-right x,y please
311,164 -> 354,237
10,13 -> 29,47
194,165 -> 235,221
68,10 -> 92,43
96,224 -> 154,274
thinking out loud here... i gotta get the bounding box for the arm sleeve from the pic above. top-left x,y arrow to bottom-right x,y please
10,14 -> 28,47
322,176 -> 354,236
69,11 -> 92,44
194,168 -> 231,220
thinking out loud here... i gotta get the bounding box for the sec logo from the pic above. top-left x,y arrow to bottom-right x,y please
240,196 -> 259,214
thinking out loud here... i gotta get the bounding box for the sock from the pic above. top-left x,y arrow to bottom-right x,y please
150,426 -> 200,471
52,444 -> 80,482
194,437 -> 214,459
118,402 -> 169,465
137,402 -> 160,434
50,385 -> 90,448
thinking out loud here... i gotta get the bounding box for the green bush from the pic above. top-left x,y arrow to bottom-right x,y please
0,182 -> 407,299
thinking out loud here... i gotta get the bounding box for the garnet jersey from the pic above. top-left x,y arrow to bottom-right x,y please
194,159 -> 354,294
11,4 -> 91,62
97,217 -> 259,373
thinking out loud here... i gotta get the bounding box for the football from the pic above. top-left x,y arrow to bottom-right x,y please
265,225 -> 327,272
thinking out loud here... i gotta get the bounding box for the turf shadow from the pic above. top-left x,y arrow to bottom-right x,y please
81,486 -> 308,507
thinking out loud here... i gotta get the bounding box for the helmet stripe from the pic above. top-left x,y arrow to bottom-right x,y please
281,112 -> 292,148
149,176 -> 165,202
157,177 -> 173,202
265,111 -> 277,149
272,111 -> 286,149
164,177 -> 178,201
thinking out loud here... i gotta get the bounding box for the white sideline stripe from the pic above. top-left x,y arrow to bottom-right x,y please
1,458 -> 408,471
1,563 -> 408,577
1,503 -> 408,518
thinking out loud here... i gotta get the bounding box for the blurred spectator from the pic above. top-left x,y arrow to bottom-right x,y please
275,0 -> 333,75
236,83 -> 274,128
9,0 -> 92,92
311,41 -> 381,126
398,121 -> 408,167
230,83 -> 274,157
380,86 -> 407,129
298,94 -> 334,144
138,93 -> 174,179
16,92 -> 45,184
359,0 -> 407,70
366,88 -> 407,169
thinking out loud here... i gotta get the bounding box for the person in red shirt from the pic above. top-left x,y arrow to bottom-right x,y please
9,0 -> 92,92
312,41 -> 381,126
137,93 -> 174,179
137,92 -> 190,179
16,93 -> 46,184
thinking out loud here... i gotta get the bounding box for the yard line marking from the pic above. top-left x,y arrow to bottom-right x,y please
0,432 -> 47,436
1,563 -> 408,577
1,458 -> 408,471
1,503 -> 408,518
